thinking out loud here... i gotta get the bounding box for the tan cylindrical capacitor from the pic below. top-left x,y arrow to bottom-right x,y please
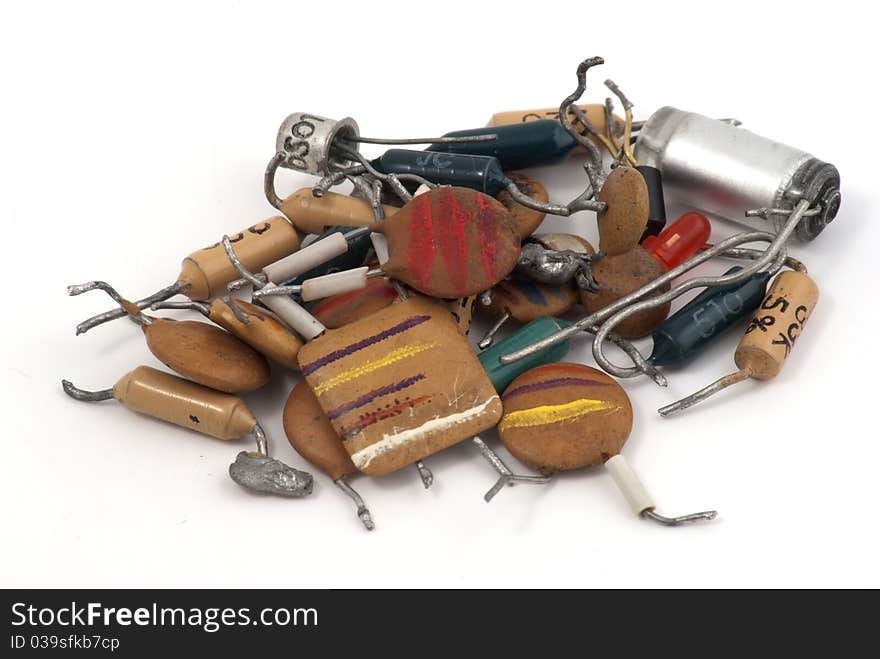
179,216 -> 303,300
112,366 -> 259,440
659,270 -> 819,417
735,271 -> 819,380
280,189 -> 395,235
486,104 -> 625,150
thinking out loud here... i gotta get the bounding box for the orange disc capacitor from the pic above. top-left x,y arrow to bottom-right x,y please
376,187 -> 521,299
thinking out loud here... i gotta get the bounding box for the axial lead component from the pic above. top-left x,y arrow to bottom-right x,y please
62,366 -> 313,497
659,269 -> 819,415
634,107 -> 841,241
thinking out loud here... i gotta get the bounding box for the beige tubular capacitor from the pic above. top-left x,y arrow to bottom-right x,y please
181,216 -> 303,300
486,103 -> 624,149
660,270 -> 819,416
64,365 -> 259,441
280,189 -> 397,235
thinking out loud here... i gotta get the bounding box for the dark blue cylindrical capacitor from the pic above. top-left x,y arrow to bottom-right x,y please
648,266 -> 772,366
371,149 -> 509,195
278,226 -> 373,288
427,120 -> 578,170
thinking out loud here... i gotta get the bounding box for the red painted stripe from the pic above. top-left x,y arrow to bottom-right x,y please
405,193 -> 436,292
340,395 -> 434,440
475,193 -> 500,284
435,188 -> 469,295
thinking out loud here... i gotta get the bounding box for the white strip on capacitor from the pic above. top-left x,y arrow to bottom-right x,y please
259,283 -> 326,340
604,454 -> 655,516
300,267 -> 369,302
263,232 -> 350,283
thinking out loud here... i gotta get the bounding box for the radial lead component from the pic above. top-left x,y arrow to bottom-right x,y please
634,107 -> 841,241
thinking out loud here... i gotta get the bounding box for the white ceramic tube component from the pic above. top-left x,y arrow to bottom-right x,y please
262,232 -> 349,283
604,454 -> 655,516
300,267 -> 369,302
259,283 -> 326,340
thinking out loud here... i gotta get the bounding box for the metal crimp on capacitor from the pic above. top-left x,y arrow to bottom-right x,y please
634,107 -> 841,241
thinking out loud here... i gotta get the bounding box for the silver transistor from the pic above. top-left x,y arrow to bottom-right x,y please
634,107 -> 841,241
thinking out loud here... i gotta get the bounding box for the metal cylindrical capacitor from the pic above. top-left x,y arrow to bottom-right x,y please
634,107 -> 841,241
649,266 -> 772,366
112,366 -> 258,440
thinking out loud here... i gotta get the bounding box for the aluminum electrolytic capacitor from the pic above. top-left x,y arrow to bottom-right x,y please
634,107 -> 841,241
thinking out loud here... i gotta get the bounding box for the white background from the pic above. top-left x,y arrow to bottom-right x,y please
2,1 -> 878,588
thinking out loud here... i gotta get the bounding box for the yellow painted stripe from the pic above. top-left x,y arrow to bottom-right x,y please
313,341 -> 436,395
498,398 -> 618,431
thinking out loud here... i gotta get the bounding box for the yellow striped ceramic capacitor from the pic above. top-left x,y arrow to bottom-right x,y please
496,363 -> 717,526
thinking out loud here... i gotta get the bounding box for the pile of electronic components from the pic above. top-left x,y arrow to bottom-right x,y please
64,57 -> 840,530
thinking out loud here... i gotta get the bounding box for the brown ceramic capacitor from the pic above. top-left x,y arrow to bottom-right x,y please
660,270 -> 819,416
310,278 -> 398,329
479,279 -> 578,349
530,233 -> 596,256
153,297 -> 303,371
284,380 -> 375,530
68,281 -> 271,393
494,363 -> 716,525
368,186 -> 521,299
496,173 -> 549,238
297,296 -> 503,476
596,166 -> 650,257
486,103 -> 624,150
580,246 -> 671,338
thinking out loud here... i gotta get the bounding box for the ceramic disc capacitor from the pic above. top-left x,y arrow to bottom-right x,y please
479,280 -> 578,349
495,363 -> 716,525
69,282 -> 271,393
659,270 -> 819,415
297,296 -> 503,476
284,380 -> 375,529
310,278 -> 397,329
153,297 -> 304,371
634,107 -> 841,241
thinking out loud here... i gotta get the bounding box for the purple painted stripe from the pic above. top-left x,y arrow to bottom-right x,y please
503,377 -> 611,401
301,315 -> 431,376
327,374 -> 426,420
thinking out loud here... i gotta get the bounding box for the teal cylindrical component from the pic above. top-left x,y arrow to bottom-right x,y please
479,316 -> 573,393
428,120 -> 578,170
370,150 -> 509,195
649,266 -> 772,366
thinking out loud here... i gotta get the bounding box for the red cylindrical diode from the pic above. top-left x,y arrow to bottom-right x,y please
641,212 -> 711,271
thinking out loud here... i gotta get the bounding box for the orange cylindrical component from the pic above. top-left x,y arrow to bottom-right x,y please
112,366 -> 257,440
280,189 -> 398,235
641,212 -> 711,271
177,216 -> 303,300
208,299 -> 303,371
734,271 -> 819,380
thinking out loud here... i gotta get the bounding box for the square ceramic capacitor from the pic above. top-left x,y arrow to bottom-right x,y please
297,296 -> 503,476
